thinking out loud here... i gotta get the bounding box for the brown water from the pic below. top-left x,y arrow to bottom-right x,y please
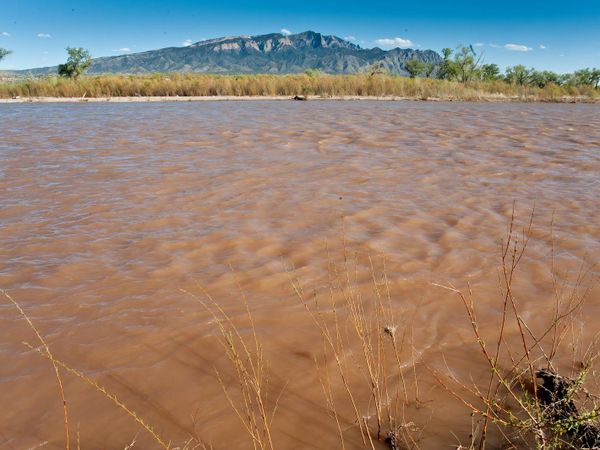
1,101 -> 600,449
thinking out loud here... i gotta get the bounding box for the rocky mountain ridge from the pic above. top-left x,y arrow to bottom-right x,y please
17,31 -> 442,76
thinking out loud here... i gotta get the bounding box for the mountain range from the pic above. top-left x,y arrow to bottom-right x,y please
18,31 -> 442,76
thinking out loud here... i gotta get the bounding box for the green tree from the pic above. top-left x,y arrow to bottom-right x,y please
422,62 -> 435,78
436,47 -> 457,80
437,46 -> 481,82
570,68 -> 600,88
404,58 -> 426,78
529,70 -> 560,88
479,63 -> 501,81
58,47 -> 92,78
592,68 -> 600,89
453,46 -> 482,83
504,65 -> 531,85
0,48 -> 12,62
557,73 -> 572,86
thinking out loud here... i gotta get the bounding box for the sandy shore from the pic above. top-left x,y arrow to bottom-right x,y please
0,95 -> 407,104
1,94 -> 599,103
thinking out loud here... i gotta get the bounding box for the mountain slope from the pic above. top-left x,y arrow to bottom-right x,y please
19,31 -> 442,76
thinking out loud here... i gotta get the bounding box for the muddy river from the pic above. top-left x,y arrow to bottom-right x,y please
1,101 -> 599,449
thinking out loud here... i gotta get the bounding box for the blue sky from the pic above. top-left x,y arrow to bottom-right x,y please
1,0 -> 599,72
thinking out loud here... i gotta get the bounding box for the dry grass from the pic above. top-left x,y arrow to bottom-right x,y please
1,73 -> 598,101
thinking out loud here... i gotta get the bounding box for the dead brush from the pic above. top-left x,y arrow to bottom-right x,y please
432,207 -> 600,450
2,289 -> 172,449
287,243 -> 425,450
181,282 -> 283,450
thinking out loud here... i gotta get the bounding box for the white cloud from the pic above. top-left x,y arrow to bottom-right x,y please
280,28 -> 292,36
37,33 -> 52,38
474,42 -> 485,47
375,37 -> 414,48
119,47 -> 131,52
539,44 -> 546,49
504,43 -> 532,52
182,39 -> 193,47
344,36 -> 357,41
1,31 -> 10,37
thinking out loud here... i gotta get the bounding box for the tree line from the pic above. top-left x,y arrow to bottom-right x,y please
404,46 -> 600,88
1,44 -> 599,89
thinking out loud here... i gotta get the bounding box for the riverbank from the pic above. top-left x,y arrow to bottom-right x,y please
2,94 -> 599,103
1,73 -> 598,103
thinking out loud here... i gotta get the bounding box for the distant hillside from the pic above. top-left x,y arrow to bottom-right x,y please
16,31 -> 442,76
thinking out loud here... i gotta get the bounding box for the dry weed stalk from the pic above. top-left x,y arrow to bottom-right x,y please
3,290 -> 171,449
181,284 -> 281,450
433,207 -> 599,450
2,289 -> 71,450
288,245 -> 422,449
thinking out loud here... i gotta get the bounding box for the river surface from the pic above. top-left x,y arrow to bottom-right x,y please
1,101 -> 600,449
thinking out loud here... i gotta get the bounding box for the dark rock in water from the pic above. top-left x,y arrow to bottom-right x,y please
536,369 -> 600,448
536,369 -> 577,417
385,431 -> 399,450
292,95 -> 307,101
